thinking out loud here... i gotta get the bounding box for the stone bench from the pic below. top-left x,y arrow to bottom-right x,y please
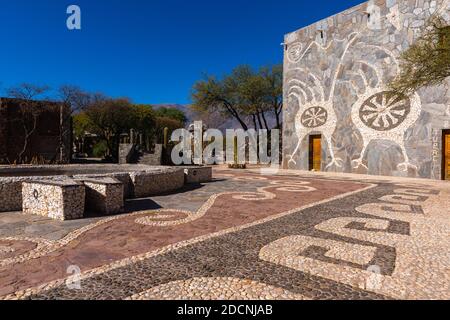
183,166 -> 213,184
22,180 -> 85,221
79,178 -> 124,215
130,168 -> 185,198
75,172 -> 132,199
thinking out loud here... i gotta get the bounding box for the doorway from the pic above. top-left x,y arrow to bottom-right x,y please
309,135 -> 322,171
443,130 -> 450,180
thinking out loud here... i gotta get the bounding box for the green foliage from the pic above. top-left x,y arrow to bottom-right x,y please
389,16 -> 450,95
130,104 -> 157,138
155,107 -> 187,124
73,112 -> 91,140
191,64 -> 283,130
154,116 -> 183,143
92,140 -> 108,158
81,99 -> 157,159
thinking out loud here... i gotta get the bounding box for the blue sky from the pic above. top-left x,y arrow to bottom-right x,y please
0,0 -> 365,104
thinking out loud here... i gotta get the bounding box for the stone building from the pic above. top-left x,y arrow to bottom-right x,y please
0,98 -> 72,164
282,0 -> 450,180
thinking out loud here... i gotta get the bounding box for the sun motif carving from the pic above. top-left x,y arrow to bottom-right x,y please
359,91 -> 411,131
300,107 -> 328,128
287,43 -> 302,63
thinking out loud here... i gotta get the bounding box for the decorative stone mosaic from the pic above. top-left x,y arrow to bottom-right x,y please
82,178 -> 124,215
183,166 -> 213,184
283,0 -> 450,179
0,165 -> 186,212
22,180 -> 85,221
130,167 -> 185,198
0,169 -> 448,300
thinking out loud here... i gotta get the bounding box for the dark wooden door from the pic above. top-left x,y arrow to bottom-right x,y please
309,135 -> 322,171
445,132 -> 450,180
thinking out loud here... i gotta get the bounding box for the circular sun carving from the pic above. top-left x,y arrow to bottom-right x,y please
301,107 -> 328,128
359,91 -> 411,131
287,43 -> 302,63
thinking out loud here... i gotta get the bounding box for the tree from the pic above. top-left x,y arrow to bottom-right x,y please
154,116 -> 184,143
130,104 -> 156,150
83,98 -> 136,159
191,64 -> 283,131
260,65 -> 283,129
191,67 -> 250,130
6,83 -> 51,163
73,112 -> 91,141
55,85 -> 93,162
81,99 -> 157,159
389,16 -> 450,95
155,107 -> 187,125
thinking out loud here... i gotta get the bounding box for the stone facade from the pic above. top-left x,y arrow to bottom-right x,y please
282,0 -> 450,179
0,176 -> 67,212
183,166 -> 213,184
118,143 -> 163,166
118,144 -> 136,165
0,98 -> 71,164
22,180 -> 85,221
130,167 -> 185,198
82,178 -> 124,215
0,165 -> 186,213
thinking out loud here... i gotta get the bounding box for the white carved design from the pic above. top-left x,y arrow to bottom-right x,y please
287,43 -> 303,63
301,107 -> 328,128
287,32 -> 359,170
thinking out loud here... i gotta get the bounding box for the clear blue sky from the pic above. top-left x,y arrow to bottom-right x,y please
0,0 -> 365,104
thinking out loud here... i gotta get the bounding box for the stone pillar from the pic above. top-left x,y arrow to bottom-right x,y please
0,100 -> 8,162
431,129 -> 442,180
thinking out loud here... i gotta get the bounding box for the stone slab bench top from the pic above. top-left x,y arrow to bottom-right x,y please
0,164 -> 179,178
23,179 -> 84,187
75,177 -> 123,186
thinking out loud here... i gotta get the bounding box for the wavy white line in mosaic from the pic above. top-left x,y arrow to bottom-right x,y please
0,181 -> 375,300
260,187 -> 450,300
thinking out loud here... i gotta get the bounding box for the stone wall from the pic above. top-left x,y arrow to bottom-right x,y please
83,178 -> 124,215
0,165 -> 186,213
183,166 -> 213,184
22,180 -> 85,221
0,176 -> 67,212
131,167 -> 185,198
282,0 -> 450,179
119,144 -> 136,165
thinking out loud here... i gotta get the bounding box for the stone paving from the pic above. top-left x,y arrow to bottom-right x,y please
0,168 -> 448,300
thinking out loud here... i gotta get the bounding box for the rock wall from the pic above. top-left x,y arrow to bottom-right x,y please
282,0 -> 450,179
22,181 -> 85,221
83,178 -> 124,215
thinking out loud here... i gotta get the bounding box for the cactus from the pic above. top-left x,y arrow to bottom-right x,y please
163,127 -> 169,149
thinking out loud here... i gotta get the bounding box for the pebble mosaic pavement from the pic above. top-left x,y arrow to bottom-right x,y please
0,168 -> 449,300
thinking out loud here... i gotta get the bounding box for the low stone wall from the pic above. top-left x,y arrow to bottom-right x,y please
83,178 -> 124,215
183,166 -> 213,184
22,180 -> 85,221
0,165 -> 188,213
75,172 -> 132,199
0,176 -> 67,212
131,167 -> 185,198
